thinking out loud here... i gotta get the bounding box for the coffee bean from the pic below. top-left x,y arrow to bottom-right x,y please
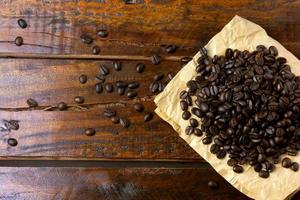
57,102 -> 67,111
189,118 -> 198,127
74,96 -> 84,104
194,128 -> 203,136
95,83 -> 103,93
92,46 -> 101,54
111,116 -> 120,124
199,47 -> 208,57
154,73 -> 164,81
100,65 -> 109,76
182,111 -> 191,120
80,34 -> 93,44
113,61 -> 122,71
97,30 -> 108,38
151,54 -> 161,65
202,137 -> 212,144
180,100 -> 188,111
96,75 -> 105,83
136,63 -> 145,73
150,81 -> 159,93
185,126 -> 194,135
282,157 -> 292,168
269,46 -> 278,57
8,138 -> 18,146
85,128 -> 96,136
291,162 -> 299,172
181,57 -> 192,63
233,165 -> 244,173
128,82 -> 140,89
116,81 -> 128,88
18,19 -> 27,28
26,98 -> 38,107
144,112 -> 153,122
127,90 -> 137,98
103,108 -> 116,118
259,170 -> 269,178
187,80 -> 197,92
167,72 -> 174,80
79,74 -> 88,84
208,180 -> 219,189
15,36 -> 23,46
133,103 -> 144,112
117,87 -> 125,95
165,44 -> 177,53
120,117 -> 130,128
105,83 -> 114,93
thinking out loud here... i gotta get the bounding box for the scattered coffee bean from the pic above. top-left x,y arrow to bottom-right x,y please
128,82 -> 140,89
74,96 -> 84,104
282,157 -> 292,168
194,128 -> 203,136
85,128 -> 96,136
95,83 -> 103,93
182,110 -> 191,120
127,90 -> 137,98
92,45 -> 101,54
18,19 -> 27,28
96,75 -> 105,83
3,120 -> 19,131
26,98 -> 38,107
180,100 -> 188,111
136,63 -> 145,73
259,170 -> 269,178
150,81 -> 159,93
151,54 -> 161,65
100,65 -> 109,76
133,103 -> 144,112
111,116 -> 120,124
97,30 -> 108,38
116,81 -> 127,88
80,34 -> 93,44
103,108 -> 116,118
291,162 -> 299,172
153,73 -> 164,81
7,138 -> 18,146
117,87 -> 125,95
167,72 -> 174,80
233,165 -> 244,173
202,137 -> 212,144
113,61 -> 122,71
208,180 -> 219,189
15,36 -> 23,46
120,117 -> 130,128
185,126 -> 194,135
57,102 -> 67,111
79,74 -> 88,84
105,83 -> 114,93
144,112 -> 153,122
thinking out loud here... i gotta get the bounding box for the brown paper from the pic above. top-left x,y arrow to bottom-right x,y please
154,15 -> 300,200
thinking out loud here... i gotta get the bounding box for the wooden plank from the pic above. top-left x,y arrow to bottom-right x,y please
0,0 -> 298,57
0,105 -> 200,160
0,167 -> 251,200
0,59 -> 181,108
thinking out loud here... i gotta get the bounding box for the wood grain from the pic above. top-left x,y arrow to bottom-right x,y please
0,0 -> 298,57
0,167 -> 251,200
0,58 -> 181,108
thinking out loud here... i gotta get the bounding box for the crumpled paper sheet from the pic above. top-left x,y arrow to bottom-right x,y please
154,15 -> 300,200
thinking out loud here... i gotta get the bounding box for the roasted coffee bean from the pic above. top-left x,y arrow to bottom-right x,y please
92,45 -> 101,54
182,111 -> 191,120
7,138 -> 18,146
144,112 -> 154,122
133,103 -> 144,112
26,98 -> 38,107
269,46 -> 278,57
180,101 -> 188,111
259,170 -> 269,178
18,19 -> 27,28
85,128 -> 96,136
154,73 -> 164,81
127,90 -> 137,98
113,61 -> 122,71
80,34 -> 93,44
79,74 -> 88,84
207,180 -> 219,189
150,81 -> 159,93
128,82 -> 140,89
111,116 -> 120,124
189,118 -> 198,127
100,65 -> 109,76
120,117 -> 130,128
97,29 -> 108,38
202,137 -> 212,144
187,80 -> 197,92
96,75 -> 105,83
233,165 -> 244,173
185,126 -> 194,135
167,72 -> 174,80
194,128 -> 203,136
117,87 -> 125,95
165,44 -> 178,53
103,108 -> 116,118
57,102 -> 67,111
105,83 -> 114,93
291,162 -> 299,172
15,36 -> 23,46
74,96 -> 85,104
4,120 -> 19,131
181,57 -> 192,63
116,81 -> 127,88
151,54 -> 161,65
95,83 -> 103,93
282,157 -> 292,168
136,63 -> 145,73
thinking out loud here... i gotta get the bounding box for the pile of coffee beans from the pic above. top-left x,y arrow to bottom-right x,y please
180,45 -> 300,178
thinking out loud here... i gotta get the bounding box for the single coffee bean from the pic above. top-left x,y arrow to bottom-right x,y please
57,102 -> 67,111
165,44 -> 177,53
18,19 -> 27,28
117,87 -> 125,95
151,54 -> 161,65
133,103 -> 144,112
15,36 -> 23,46
187,80 -> 197,92
105,83 -> 114,93
136,63 -> 145,73
291,162 -> 299,172
74,96 -> 84,104
80,34 -> 93,44
79,74 -> 88,84
182,111 -> 191,120
111,116 -> 120,124
144,112 -> 153,122
128,82 -> 140,89
259,170 -> 269,178
100,65 -> 109,76
95,83 -> 103,93
233,165 -> 244,173
153,73 -> 164,81
180,100 -> 188,111
269,46 -> 278,57
202,137 -> 212,144
85,128 -> 96,136
92,45 -> 101,54
103,108 -> 116,118
96,75 -> 105,83
199,47 -> 208,57
194,128 -> 203,136
97,30 -> 108,38
26,98 -> 38,107
116,81 -> 128,88
282,157 -> 292,168
120,117 -> 130,128
185,126 -> 194,135
207,180 -> 219,189
127,90 -> 137,98
113,61 -> 122,71
189,118 -> 198,127
7,138 -> 18,146
167,72 -> 174,80
150,81 -> 159,93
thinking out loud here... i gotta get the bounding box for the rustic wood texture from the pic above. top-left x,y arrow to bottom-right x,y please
0,167 -> 251,200
0,0 -> 298,57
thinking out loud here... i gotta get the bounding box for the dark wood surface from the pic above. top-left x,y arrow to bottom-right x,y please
0,0 -> 299,199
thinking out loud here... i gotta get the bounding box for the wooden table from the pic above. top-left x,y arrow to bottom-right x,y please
0,1 -> 299,199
